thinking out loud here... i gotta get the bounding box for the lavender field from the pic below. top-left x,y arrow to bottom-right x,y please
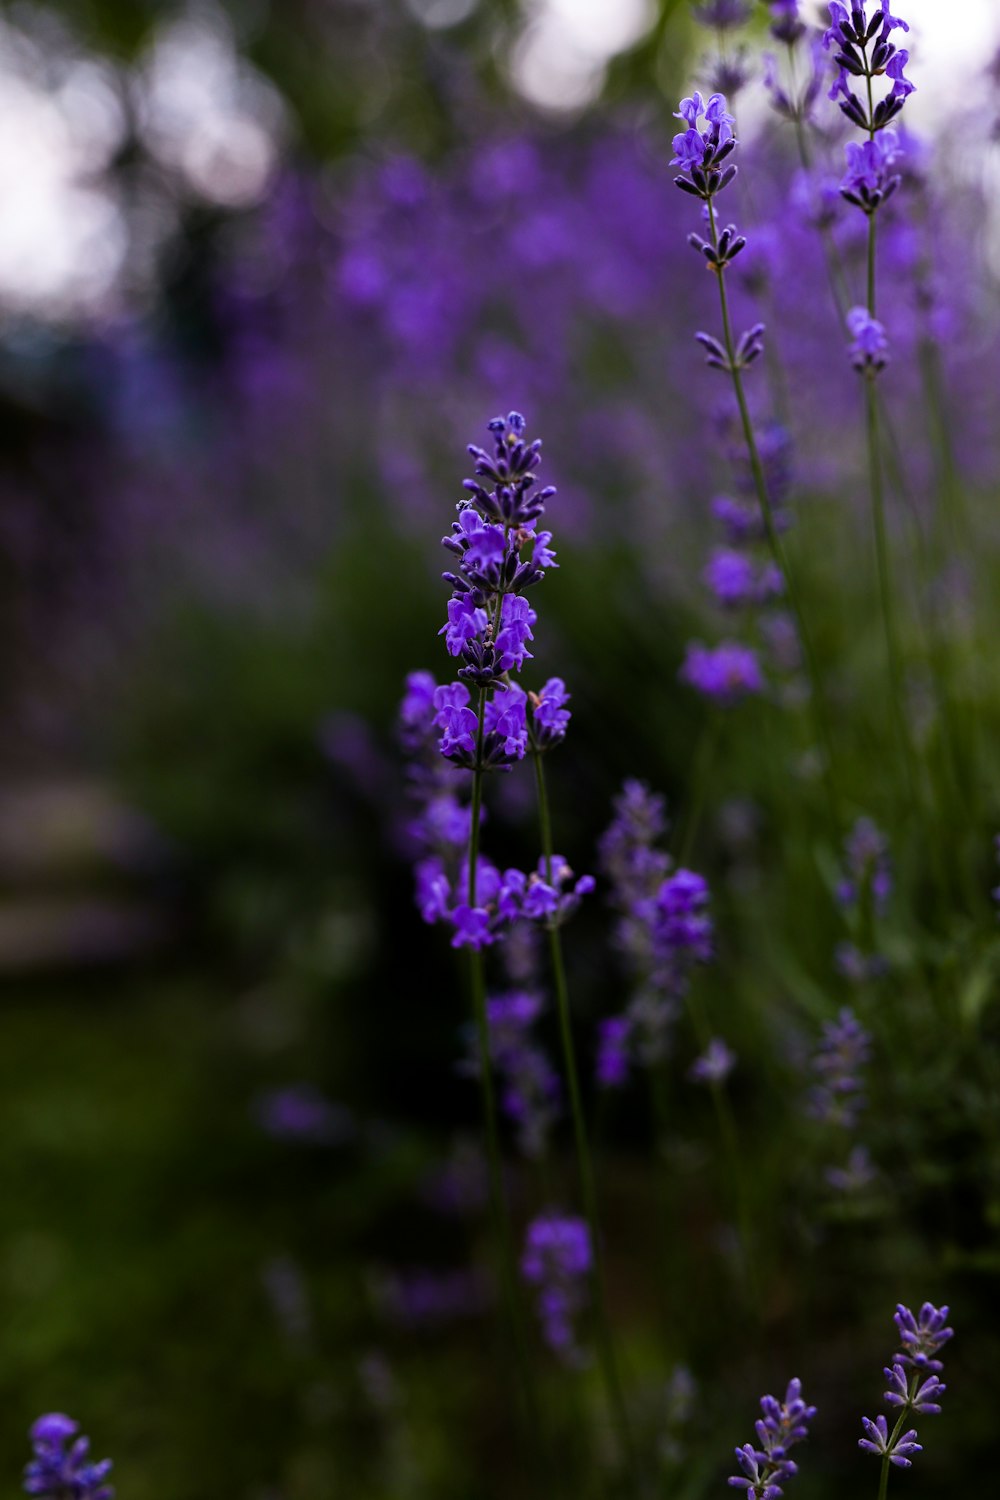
2,1 -> 1000,1497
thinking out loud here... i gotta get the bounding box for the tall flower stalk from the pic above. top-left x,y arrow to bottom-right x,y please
672,91 -> 842,829
826,0 -> 918,790
530,714 -> 637,1470
859,1301 -> 953,1500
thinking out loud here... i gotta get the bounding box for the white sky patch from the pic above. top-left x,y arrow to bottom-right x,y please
511,0 -> 657,113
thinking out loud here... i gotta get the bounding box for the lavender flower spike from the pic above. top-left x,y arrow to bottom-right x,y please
728,1377 -> 816,1498
859,1302 -> 953,1484
893,1301 -> 954,1371
24,1414 -> 114,1499
521,1211 -> 592,1364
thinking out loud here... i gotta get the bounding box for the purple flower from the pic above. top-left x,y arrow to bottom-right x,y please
494,594 -> 536,672
439,412 -> 558,697
728,1378 -> 816,1498
372,1266 -> 490,1328
653,868 -> 714,981
847,306 -> 890,373
689,1036 -> 736,1084
859,1302 -> 952,1473
596,1014 -> 632,1089
883,1363 -> 945,1415
24,1415 -> 114,1500
521,1212 -> 592,1362
838,817 -> 892,913
671,92 -> 739,204
485,990 -> 561,1156
529,677 -> 572,750
255,1086 -> 355,1146
450,904 -> 494,950
483,683 -> 529,760
769,1 -> 805,45
704,548 -> 783,608
807,1007 -> 872,1128
825,5 -> 914,145
597,789 -> 713,1083
441,593 -> 489,657
598,779 -> 670,912
858,1414 -> 922,1468
681,641 -> 765,704
893,1302 -> 954,1372
693,0 -> 751,29
398,670 -> 438,753
825,1144 -> 877,1193
840,133 -> 902,212
433,681 -> 479,760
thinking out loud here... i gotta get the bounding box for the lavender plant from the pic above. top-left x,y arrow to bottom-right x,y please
23,1416 -> 113,1500
825,0 -> 917,787
672,87 -> 840,822
859,1302 -> 953,1496
728,1377 -> 816,1499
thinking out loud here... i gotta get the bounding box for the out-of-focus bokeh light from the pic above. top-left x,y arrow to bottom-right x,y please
405,0 -> 478,30
134,9 -> 288,209
0,20 -> 126,317
511,0 -> 657,112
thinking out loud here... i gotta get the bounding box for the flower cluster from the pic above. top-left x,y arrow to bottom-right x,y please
859,1303 -> 953,1472
825,2 -> 915,136
483,990 -> 561,1158
835,816 -> 892,983
437,411 -> 558,766
728,1378 -> 816,1498
672,92 -> 739,205
807,1007 -> 872,1128
769,1 -> 806,46
596,783 -> 716,1088
693,1 -> 751,34
681,642 -> 764,705
847,306 -> 890,372
763,13 -> 826,126
521,1212 -> 592,1363
689,1036 -> 736,1085
841,131 -> 903,212
416,850 -> 594,951
682,413 -> 803,708
24,1415 -> 113,1500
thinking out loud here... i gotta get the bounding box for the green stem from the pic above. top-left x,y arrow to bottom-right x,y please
673,712 -> 721,866
877,1395 -> 916,1500
863,222 -> 918,800
683,985 -> 760,1311
708,199 -> 842,832
877,1454 -> 891,1500
531,749 -> 637,1476
468,693 -> 539,1440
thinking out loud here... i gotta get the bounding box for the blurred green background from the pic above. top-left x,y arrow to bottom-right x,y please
2,1 -> 1000,1496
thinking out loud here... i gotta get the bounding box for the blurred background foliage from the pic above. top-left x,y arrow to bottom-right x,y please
2,1 -> 1000,1496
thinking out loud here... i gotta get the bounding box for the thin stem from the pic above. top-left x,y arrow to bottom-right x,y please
865,374 -> 917,796
708,198 -> 842,832
876,1396 -> 915,1500
877,1454 -> 891,1500
683,985 -> 760,1312
468,692 -> 539,1441
531,749 -> 638,1476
